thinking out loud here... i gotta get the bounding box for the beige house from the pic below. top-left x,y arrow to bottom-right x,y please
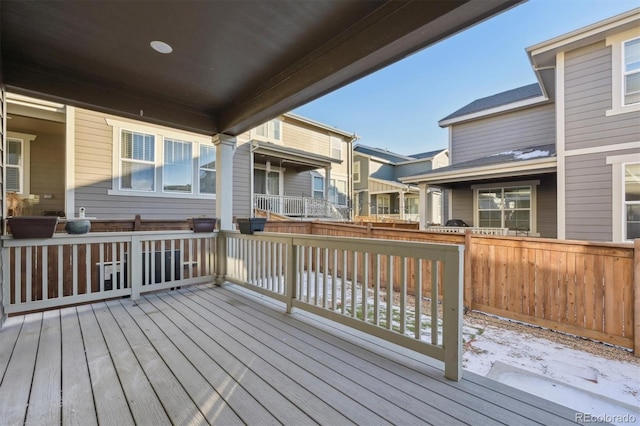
5,98 -> 355,222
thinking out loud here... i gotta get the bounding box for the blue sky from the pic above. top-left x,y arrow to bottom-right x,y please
293,0 -> 639,155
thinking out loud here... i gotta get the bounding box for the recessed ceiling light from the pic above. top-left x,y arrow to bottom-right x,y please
150,40 -> 173,54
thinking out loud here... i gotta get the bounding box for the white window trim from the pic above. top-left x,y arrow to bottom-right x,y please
330,136 -> 342,160
162,138 -> 194,195
353,161 -> 361,183
106,118 -> 215,199
607,153 -> 640,242
376,193 -> 391,214
329,176 -> 348,207
6,132 -> 36,195
606,28 -> 640,117
471,180 -> 539,234
251,119 -> 283,143
312,175 -> 325,199
199,144 -> 217,196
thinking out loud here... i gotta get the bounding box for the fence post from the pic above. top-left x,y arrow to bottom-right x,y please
130,235 -> 142,300
464,229 -> 473,311
216,231 -> 227,286
634,239 -> 639,356
285,237 -> 297,314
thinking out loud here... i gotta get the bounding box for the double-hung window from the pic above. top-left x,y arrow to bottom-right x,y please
329,178 -> 347,206
6,138 -> 23,193
199,145 -> 216,194
121,130 -> 155,191
313,176 -> 325,199
477,186 -> 532,231
330,136 -> 342,160
254,119 -> 282,141
353,161 -> 361,183
109,118 -> 215,198
623,37 -> 640,106
163,138 -> 193,193
606,31 -> 640,115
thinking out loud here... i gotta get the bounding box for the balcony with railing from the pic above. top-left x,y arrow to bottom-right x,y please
254,194 -> 348,220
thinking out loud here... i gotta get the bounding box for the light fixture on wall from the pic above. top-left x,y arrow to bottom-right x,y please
150,40 -> 173,54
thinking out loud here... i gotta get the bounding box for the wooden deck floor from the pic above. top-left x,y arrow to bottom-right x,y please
0,283 -> 586,425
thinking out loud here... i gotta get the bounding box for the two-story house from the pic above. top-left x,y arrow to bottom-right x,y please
5,95 -> 355,223
402,8 -> 640,242
353,144 -> 448,223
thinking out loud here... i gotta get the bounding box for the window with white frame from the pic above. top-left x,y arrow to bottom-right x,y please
163,138 -> 193,193
313,176 -> 325,199
606,31 -> 640,116
108,118 -> 215,198
623,37 -> 640,106
121,130 -> 155,191
329,178 -> 347,206
477,186 -> 532,231
254,119 -> 281,141
330,136 -> 342,160
625,163 -> 640,240
353,161 -> 361,183
376,194 -> 390,215
199,145 -> 216,194
6,138 -> 23,193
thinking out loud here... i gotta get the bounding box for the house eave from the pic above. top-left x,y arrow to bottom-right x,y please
251,140 -> 341,170
284,113 -> 356,140
438,95 -> 550,127
400,157 -> 557,185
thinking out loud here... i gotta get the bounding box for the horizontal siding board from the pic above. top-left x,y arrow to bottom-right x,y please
451,104 -> 555,164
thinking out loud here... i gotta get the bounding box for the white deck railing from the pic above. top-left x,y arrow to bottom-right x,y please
426,226 -> 508,235
2,230 -> 217,314
254,194 -> 347,220
223,230 -> 464,380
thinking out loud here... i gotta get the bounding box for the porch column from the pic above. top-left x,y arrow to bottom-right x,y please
398,191 -> 405,220
419,183 -> 429,229
213,134 -> 237,231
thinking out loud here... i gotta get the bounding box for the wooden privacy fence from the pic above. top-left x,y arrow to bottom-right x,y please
265,221 -> 639,353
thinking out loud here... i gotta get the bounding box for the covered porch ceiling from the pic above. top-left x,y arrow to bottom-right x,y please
1,0 -> 521,137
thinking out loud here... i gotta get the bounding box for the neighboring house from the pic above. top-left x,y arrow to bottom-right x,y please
353,144 -> 448,223
402,9 -> 640,242
5,96 -> 355,222
242,113 -> 356,220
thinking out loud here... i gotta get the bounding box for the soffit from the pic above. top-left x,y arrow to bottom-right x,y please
1,0 -> 522,136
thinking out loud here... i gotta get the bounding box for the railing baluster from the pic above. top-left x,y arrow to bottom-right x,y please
386,255 -> 392,330
15,248 -> 21,303
26,248 -> 32,302
351,251 -> 357,318
86,244 -> 92,294
72,245 -> 78,296
306,246 -> 312,303
99,243 -> 105,292
42,247 -> 48,301
323,248 -> 329,309
431,260 -> 440,346
341,250 -> 347,315
314,247 -> 320,305
374,253 -> 380,326
362,253 -> 369,323
57,245 -> 63,297
331,249 -> 337,310
415,258 -> 423,340
400,256 -> 407,335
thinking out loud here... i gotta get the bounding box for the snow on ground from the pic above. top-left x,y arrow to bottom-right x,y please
292,272 -> 640,422
463,317 -> 640,424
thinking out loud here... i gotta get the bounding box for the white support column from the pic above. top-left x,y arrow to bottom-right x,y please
418,184 -> 429,229
398,191 -> 405,220
213,134 -> 237,231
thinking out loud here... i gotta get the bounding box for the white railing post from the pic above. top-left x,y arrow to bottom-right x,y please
216,231 -> 227,285
285,237 -> 296,314
442,246 -> 464,381
1,245 -> 9,322
130,235 -> 142,300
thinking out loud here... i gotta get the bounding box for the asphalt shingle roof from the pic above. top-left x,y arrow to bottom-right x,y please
354,145 -> 414,163
404,143 -> 556,178
408,149 -> 445,160
440,83 -> 543,122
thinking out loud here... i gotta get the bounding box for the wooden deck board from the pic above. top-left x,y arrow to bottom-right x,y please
25,310 -> 61,426
0,283 -> 585,426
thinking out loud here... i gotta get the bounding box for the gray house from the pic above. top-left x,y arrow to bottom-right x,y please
402,8 -> 640,242
353,144 -> 448,223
